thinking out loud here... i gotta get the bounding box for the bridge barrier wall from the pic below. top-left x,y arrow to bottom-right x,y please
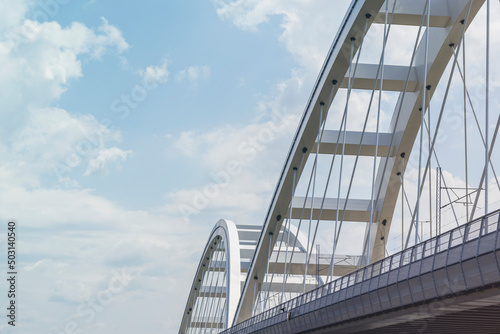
222,210 -> 500,333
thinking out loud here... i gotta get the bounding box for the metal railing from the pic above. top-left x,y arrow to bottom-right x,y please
222,209 -> 500,333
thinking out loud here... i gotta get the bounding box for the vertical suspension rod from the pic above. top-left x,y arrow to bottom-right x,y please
404,2 -> 472,250
213,245 -> 228,329
436,166 -> 442,235
485,0 -> 490,214
331,37 -> 355,278
368,0 -> 388,266
470,115 -> 500,221
416,0 -> 431,245
282,167 -> 297,304
263,231 -> 273,311
462,21 -> 469,221
206,240 -> 224,331
427,86 -> 433,239
303,103 -> 324,294
198,241 -> 218,334
251,275 -> 258,317
282,81 -> 335,290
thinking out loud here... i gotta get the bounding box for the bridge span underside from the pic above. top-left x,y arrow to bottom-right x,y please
223,211 -> 500,334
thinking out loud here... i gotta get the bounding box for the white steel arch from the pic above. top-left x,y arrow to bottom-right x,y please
179,220 -> 338,332
232,0 -> 489,325
179,219 -> 320,334
179,219 -> 241,333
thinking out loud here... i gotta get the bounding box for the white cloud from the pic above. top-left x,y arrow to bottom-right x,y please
93,17 -> 129,58
214,0 -> 282,31
85,147 -> 133,176
0,178 -> 204,333
5,107 -> 130,184
0,9 -> 133,185
215,0 -> 348,72
0,16 -> 128,141
0,0 -> 28,33
140,60 -> 169,84
0,2 -> 204,334
164,0 -> 349,224
165,108 -> 298,224
176,65 -> 211,86
173,131 -> 199,157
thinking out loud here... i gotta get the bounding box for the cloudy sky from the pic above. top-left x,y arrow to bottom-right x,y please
0,0 -> 499,333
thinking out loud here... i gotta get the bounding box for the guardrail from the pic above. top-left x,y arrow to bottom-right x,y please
222,209 -> 500,333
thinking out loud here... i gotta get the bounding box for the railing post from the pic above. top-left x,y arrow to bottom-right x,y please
476,217 -> 486,287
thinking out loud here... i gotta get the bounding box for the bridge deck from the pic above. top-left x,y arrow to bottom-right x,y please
222,210 -> 500,333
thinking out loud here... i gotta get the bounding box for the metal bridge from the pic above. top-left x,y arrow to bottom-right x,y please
180,0 -> 500,333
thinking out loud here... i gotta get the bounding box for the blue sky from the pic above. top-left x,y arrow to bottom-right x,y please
1,0 -> 499,333
0,1 -> 351,333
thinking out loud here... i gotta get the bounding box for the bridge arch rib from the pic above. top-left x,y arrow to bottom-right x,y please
232,0 -> 488,326
179,219 -> 241,333
179,220 -> 328,333
180,0 -> 497,331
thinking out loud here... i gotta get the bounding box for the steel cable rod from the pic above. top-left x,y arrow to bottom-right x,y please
425,121 -> 460,228
251,276 -> 258,317
283,9 -> 372,291
303,103 -> 324,293
470,114 -> 500,220
301,7 -> 395,277
262,217 -> 286,311
399,157 -> 405,251
404,1 -> 472,249
451,48 -> 500,192
281,82 -> 337,288
298,15 -> 371,284
404,114 -> 466,248
217,298 -> 227,331
264,152 -> 305,306
416,0 -> 432,246
184,289 -> 197,333
206,241 -> 224,332
427,87 -> 433,239
278,119 -> 326,295
281,166 -> 298,304
421,118 -> 466,238
334,0 -> 398,271
205,242 -> 223,332
191,264 -> 207,334
186,268 -> 204,333
328,29 -> 369,281
332,37 -> 356,281
204,240 -> 223,333
207,244 -> 224,332
195,245 -> 215,334
215,245 -> 227,331
212,244 -> 228,329
399,174 -> 414,218
262,230 -> 274,311
189,285 -> 202,333
402,121 -> 463,246
198,241 -> 220,333
463,26 -> 469,221
368,0 -> 390,266
370,0 -> 429,247
264,85 -> 333,305
485,0 -> 490,215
